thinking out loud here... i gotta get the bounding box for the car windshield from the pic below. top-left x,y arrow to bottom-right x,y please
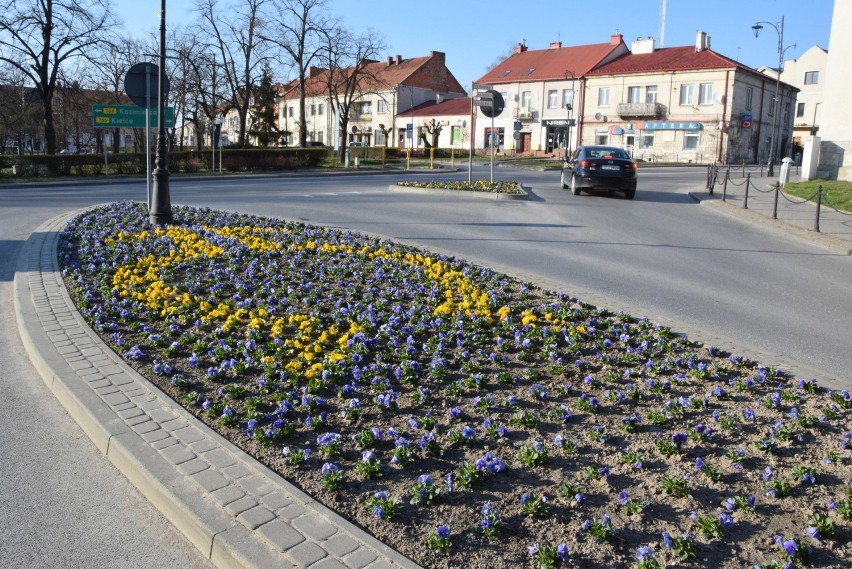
587,148 -> 630,160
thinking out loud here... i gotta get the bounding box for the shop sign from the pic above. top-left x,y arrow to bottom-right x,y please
636,121 -> 703,131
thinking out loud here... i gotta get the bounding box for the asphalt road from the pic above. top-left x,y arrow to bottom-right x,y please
0,198 -> 214,567
1,163 -> 849,564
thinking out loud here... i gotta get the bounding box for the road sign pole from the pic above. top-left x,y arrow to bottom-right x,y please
490,114 -> 495,183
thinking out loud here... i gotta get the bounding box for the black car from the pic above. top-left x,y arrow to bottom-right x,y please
561,145 -> 637,199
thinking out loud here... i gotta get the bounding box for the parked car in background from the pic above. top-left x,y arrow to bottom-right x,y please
561,145 -> 637,199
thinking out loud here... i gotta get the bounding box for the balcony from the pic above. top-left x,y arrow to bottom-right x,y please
513,108 -> 536,121
616,102 -> 664,119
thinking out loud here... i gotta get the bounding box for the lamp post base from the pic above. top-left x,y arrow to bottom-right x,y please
149,167 -> 172,226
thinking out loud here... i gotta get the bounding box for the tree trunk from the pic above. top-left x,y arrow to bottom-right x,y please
43,94 -> 57,156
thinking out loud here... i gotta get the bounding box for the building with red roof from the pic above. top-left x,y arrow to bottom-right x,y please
275,51 -> 465,149
469,31 -> 797,164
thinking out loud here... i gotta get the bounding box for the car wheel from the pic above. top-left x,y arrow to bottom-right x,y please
624,188 -> 636,200
561,171 -> 569,189
570,174 -> 580,195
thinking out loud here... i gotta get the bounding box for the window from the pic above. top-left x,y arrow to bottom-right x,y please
679,84 -> 694,105
683,131 -> 699,151
645,85 -> 658,103
784,101 -> 790,124
598,87 -> 610,107
288,106 -> 294,117
359,102 -> 372,114
316,132 -> 323,144
796,102 -> 806,118
594,132 -> 609,145
699,83 -> 714,105
310,104 -> 316,116
547,90 -> 558,108
745,87 -> 753,111
374,131 -> 385,146
377,99 -> 387,113
768,93 -> 776,117
318,104 -> 323,115
639,130 -> 654,149
562,89 -> 574,108
627,86 -> 642,104
804,71 -> 819,85
521,91 -> 532,109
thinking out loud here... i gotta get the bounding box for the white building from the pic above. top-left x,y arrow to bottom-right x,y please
816,0 -> 852,180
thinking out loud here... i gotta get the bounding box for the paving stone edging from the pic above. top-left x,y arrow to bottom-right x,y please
387,183 -> 529,199
13,210 -> 422,569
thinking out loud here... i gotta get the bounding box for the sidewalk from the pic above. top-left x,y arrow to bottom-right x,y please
14,211 -> 421,569
689,168 -> 852,256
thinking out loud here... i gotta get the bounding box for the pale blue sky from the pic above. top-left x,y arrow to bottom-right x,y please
116,0 -> 834,90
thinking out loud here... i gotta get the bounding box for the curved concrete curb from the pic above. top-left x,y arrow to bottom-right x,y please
14,210 -> 422,569
387,183 -> 529,200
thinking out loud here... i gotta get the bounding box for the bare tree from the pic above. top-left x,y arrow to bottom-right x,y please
178,33 -> 230,152
264,0 -> 332,148
319,26 -> 386,161
194,0 -> 271,146
86,36 -> 146,152
0,63 -> 41,154
0,0 -> 117,154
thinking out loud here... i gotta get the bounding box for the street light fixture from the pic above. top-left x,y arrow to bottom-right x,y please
752,15 -> 794,177
563,70 -> 576,160
565,103 -> 573,160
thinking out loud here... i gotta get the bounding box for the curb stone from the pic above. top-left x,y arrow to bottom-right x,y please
13,210 -> 422,569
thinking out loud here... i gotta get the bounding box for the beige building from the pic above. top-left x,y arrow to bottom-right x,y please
778,46 -> 827,146
276,52 -> 465,149
472,31 -> 797,164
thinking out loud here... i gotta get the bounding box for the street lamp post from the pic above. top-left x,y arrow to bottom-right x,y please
752,16 -> 793,177
149,0 -> 172,225
563,70 -> 576,160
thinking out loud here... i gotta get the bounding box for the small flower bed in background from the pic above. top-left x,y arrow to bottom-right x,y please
59,201 -> 851,568
396,179 -> 524,194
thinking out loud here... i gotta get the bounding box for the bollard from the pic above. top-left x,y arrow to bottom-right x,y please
759,163 -> 764,177
772,182 -> 780,219
722,169 -> 729,201
743,173 -> 750,209
706,164 -> 711,189
814,185 -> 822,232
742,159 -> 745,177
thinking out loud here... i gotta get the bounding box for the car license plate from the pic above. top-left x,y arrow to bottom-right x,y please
601,165 -> 620,171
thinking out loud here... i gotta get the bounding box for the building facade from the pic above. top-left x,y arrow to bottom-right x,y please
470,32 -> 797,164
816,0 -> 852,180
776,45 -> 827,147
275,52 -> 466,150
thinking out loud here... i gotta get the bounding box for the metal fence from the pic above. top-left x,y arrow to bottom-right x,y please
705,164 -> 852,233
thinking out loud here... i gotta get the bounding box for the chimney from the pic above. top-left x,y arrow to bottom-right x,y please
514,43 -> 527,54
631,37 -> 655,54
387,56 -> 393,65
395,55 -> 402,64
430,51 -> 445,65
549,41 -> 562,49
610,34 -> 623,45
695,31 -> 710,52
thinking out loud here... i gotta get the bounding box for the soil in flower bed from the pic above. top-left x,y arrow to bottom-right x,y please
59,202 -> 851,569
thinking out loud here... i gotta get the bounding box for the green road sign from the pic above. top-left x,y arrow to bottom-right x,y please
92,105 -> 174,128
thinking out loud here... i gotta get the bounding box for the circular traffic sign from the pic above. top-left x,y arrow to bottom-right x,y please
124,62 -> 170,108
513,130 -> 521,140
480,90 -> 505,118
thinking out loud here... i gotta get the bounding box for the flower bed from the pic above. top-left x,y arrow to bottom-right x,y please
59,201 -> 851,568
395,180 -> 524,194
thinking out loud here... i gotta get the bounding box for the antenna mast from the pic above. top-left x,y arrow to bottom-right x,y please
658,0 -> 667,47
